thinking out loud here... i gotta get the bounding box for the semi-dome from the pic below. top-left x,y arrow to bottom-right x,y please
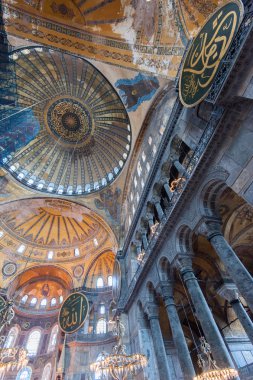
2,46 -> 131,196
0,198 -> 117,263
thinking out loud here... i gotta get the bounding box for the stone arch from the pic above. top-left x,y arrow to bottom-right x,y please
198,179 -> 228,217
158,256 -> 171,281
175,225 -> 194,254
146,281 -> 157,303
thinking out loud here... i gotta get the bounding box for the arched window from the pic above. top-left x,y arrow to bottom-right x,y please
40,299 -> 47,307
4,326 -> 19,348
48,325 -> 59,352
21,295 -> 28,304
96,277 -> 104,288
51,298 -> 56,306
30,297 -> 37,307
26,330 -> 41,356
99,304 -> 105,315
47,251 -> 54,260
108,276 -> 112,287
16,366 -> 32,380
17,244 -> 26,254
96,318 -> 106,334
59,296 -> 63,304
42,363 -> 51,380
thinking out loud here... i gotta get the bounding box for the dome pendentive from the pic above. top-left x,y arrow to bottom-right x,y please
2,47 -> 131,196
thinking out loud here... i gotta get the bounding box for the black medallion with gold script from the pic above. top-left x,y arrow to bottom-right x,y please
179,0 -> 244,108
59,292 -> 89,334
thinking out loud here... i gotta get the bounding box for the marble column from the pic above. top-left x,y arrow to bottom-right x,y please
141,231 -> 148,250
200,219 -> 253,312
177,255 -> 235,369
160,281 -> 196,379
145,302 -> 173,380
161,178 -> 173,201
217,283 -> 253,345
174,160 -> 188,177
153,198 -> 164,221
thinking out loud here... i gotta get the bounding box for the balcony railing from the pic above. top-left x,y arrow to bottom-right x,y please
118,105 -> 224,310
66,331 -> 116,343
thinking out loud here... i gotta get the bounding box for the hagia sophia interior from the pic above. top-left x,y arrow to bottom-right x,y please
0,0 -> 253,379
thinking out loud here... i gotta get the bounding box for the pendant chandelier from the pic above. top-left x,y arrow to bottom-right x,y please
90,317 -> 147,380
0,298 -> 15,334
193,337 -> 238,380
0,346 -> 29,374
0,297 -> 28,374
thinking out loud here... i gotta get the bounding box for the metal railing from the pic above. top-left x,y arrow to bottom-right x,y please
118,105 -> 224,310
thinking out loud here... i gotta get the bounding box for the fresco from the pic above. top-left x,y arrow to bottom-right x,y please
0,108 -> 40,162
115,73 -> 159,112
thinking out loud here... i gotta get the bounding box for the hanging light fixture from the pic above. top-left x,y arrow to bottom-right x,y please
0,298 -> 15,334
179,275 -> 238,380
194,337 -> 238,380
0,297 -> 28,374
90,317 -> 147,380
0,346 -> 29,374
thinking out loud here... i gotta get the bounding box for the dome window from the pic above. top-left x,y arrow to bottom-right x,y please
108,276 -> 113,287
96,277 -> 104,288
30,297 -> 37,306
17,244 -> 26,254
48,251 -> 54,260
51,298 -> 56,306
74,248 -> 80,257
40,299 -> 47,307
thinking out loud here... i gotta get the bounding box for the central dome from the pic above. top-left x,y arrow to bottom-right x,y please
46,97 -> 94,147
2,47 -> 131,196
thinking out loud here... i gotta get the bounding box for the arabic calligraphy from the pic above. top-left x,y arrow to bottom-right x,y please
59,292 -> 89,334
179,1 -> 243,108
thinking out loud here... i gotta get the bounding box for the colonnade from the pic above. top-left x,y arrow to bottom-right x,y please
137,219 -> 253,380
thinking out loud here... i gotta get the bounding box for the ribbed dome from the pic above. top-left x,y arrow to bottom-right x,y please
2,46 -> 131,195
0,198 -> 117,263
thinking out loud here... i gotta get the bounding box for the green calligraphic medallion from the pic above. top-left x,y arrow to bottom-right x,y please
0,296 -> 5,312
179,0 -> 244,108
59,292 -> 89,334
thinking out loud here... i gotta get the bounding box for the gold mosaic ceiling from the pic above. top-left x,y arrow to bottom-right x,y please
3,46 -> 131,196
2,0 -> 224,77
0,198 -> 117,263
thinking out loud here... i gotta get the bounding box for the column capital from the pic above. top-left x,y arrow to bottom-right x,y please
197,217 -> 222,240
176,254 -> 193,273
216,282 -> 239,302
144,302 -> 159,320
159,280 -> 174,298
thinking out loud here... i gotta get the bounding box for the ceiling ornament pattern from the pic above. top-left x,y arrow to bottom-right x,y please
0,198 -> 117,263
2,0 -> 187,77
2,46 -> 131,196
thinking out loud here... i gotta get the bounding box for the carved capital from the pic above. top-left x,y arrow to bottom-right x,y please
176,254 -> 193,273
216,282 -> 239,302
144,302 -> 159,320
159,280 -> 174,299
197,217 -> 222,240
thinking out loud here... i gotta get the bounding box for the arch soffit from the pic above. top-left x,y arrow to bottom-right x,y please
122,84 -> 176,203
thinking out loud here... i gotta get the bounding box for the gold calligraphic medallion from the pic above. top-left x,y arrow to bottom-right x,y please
179,0 -> 244,108
59,292 -> 89,334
